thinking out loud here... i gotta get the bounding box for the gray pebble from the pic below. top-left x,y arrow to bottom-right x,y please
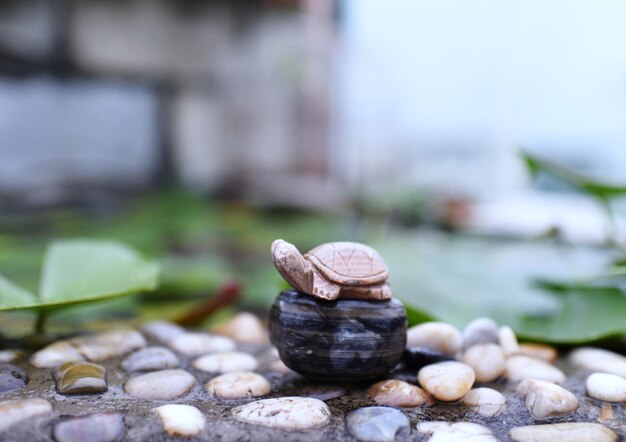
140,321 -> 186,344
121,346 -> 180,373
54,362 -> 107,395
462,317 -> 499,349
0,398 -> 52,433
0,365 -> 28,393
52,412 -> 125,442
346,407 -> 410,442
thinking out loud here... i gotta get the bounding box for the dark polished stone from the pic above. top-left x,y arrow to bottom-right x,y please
269,290 -> 407,381
0,364 -> 28,393
403,346 -> 455,370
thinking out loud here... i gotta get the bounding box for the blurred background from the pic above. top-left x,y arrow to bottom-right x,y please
1,0 -> 626,343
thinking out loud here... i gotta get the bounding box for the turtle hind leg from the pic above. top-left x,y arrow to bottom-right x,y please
311,272 -> 341,300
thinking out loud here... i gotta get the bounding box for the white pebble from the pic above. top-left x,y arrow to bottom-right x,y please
0,350 -> 21,363
193,351 -> 257,373
462,317 -> 499,349
462,343 -> 505,382
205,371 -> 271,399
586,372 -> 626,402
125,369 -> 196,400
407,322 -> 463,356
417,421 -> 497,441
516,379 -> 578,419
367,379 -> 432,407
462,388 -> 507,417
0,398 -> 53,433
121,346 -> 180,372
169,333 -> 236,356
141,320 -> 186,344
570,347 -> 626,379
154,404 -> 205,437
418,361 -> 475,402
505,355 -> 565,384
232,397 -> 331,430
30,341 -> 84,368
212,312 -> 269,344
498,326 -> 520,356
509,423 -> 618,442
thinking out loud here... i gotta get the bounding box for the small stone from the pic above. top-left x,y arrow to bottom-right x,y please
498,326 -> 520,356
0,365 -> 28,393
213,312 -> 269,344
71,330 -> 146,361
586,372 -> 626,402
297,384 -> 347,401
417,422 -> 497,442
154,404 -> 205,437
54,361 -> 107,395
346,407 -> 410,442
367,379 -> 432,407
569,347 -> 626,379
518,343 -> 558,363
462,388 -> 507,417
268,359 -> 296,374
193,351 -> 257,373
407,322 -> 463,356
205,371 -> 271,399
509,423 -> 618,442
52,412 -> 125,442
505,355 -> 566,384
462,317 -> 499,349
461,343 -> 505,383
232,397 -> 331,430
30,341 -> 84,368
121,346 -> 180,373
0,398 -> 53,433
125,369 -> 195,400
516,379 -> 578,419
0,350 -> 22,363
417,361 -> 475,402
140,320 -> 186,344
168,332 -> 236,356
403,347 -> 455,370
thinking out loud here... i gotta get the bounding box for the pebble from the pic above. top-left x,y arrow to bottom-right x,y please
461,343 -> 505,382
417,361 -> 475,402
462,317 -> 499,349
297,384 -> 347,401
168,332 -> 236,356
54,361 -> 107,395
0,398 -> 53,433
193,351 -> 257,373
461,388 -> 507,417
516,379 -> 578,419
417,421 -> 497,442
154,404 -> 205,437
232,397 -> 331,430
140,320 -> 186,344
205,371 -> 271,399
0,365 -> 28,393
505,355 -> 566,384
124,369 -> 196,400
212,312 -> 269,344
121,346 -> 180,373
268,359 -> 297,375
367,379 -> 432,407
346,407 -> 410,442
30,341 -> 84,368
403,347 -> 454,370
0,350 -> 22,363
569,347 -> 626,379
586,372 -> 626,402
498,326 -> 520,356
71,330 -> 146,361
509,423 -> 618,442
52,412 -> 125,442
518,343 -> 558,363
407,322 -> 463,356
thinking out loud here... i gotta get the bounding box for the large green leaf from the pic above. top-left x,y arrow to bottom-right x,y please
0,274 -> 37,310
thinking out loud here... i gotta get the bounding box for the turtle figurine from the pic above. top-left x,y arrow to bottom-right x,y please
271,239 -> 392,301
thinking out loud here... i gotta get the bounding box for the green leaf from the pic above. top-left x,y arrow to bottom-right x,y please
0,274 -> 37,310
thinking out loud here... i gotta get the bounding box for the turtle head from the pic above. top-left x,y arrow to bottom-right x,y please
271,239 -> 313,294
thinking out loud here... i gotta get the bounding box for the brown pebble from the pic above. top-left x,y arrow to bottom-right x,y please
599,404 -> 614,423
518,343 -> 557,363
367,380 -> 432,407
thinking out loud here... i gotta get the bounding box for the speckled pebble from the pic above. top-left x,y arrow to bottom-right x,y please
462,388 -> 507,417
71,330 -> 146,361
213,312 -> 269,344
140,320 -> 186,344
193,351 -> 257,373
52,412 -> 125,442
205,371 -> 271,399
462,317 -> 499,349
505,355 -> 565,384
121,346 -> 180,373
407,322 -> 463,356
367,379 -> 432,407
498,326 -> 520,356
516,379 -> 578,419
509,423 -> 618,442
154,404 -> 205,437
168,332 -> 236,356
417,421 -> 497,442
232,397 -> 331,430
0,365 -> 28,393
0,398 -> 53,433
346,406 -> 410,442
124,369 -> 196,400
30,341 -> 84,368
586,372 -> 626,402
418,361 -> 475,402
569,347 -> 626,379
462,343 -> 505,383
518,343 -> 558,363
54,361 -> 107,395
0,350 -> 22,363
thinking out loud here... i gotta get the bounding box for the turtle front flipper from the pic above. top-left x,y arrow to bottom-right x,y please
311,271 -> 341,300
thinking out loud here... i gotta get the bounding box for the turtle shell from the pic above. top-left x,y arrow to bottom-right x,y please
305,242 -> 389,286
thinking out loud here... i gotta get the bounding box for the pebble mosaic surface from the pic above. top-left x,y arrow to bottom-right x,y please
0,314 -> 624,441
